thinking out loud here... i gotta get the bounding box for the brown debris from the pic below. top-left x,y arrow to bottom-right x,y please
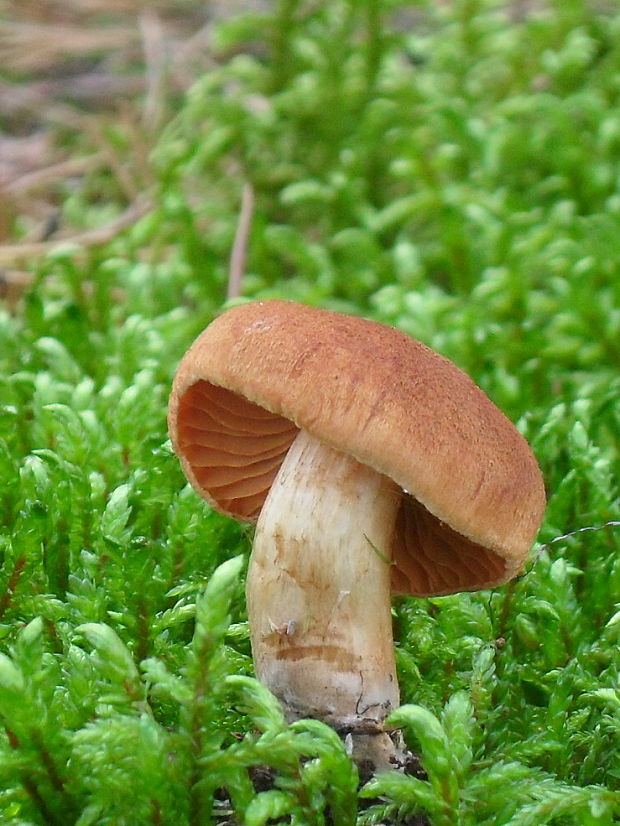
0,196 -> 152,268
0,0 -> 230,283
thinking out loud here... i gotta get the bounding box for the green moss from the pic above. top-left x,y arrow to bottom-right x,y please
1,0 -> 619,823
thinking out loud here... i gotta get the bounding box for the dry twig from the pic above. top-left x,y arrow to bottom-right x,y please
0,196 -> 152,268
0,22 -> 137,72
3,155 -> 105,196
227,183 -> 255,301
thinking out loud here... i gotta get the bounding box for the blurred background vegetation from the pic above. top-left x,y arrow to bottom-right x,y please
0,1 -> 619,824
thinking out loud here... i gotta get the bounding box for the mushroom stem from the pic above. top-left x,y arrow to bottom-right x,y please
247,428 -> 402,768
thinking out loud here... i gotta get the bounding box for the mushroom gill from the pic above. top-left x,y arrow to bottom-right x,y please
391,497 -> 507,596
177,381 -> 298,519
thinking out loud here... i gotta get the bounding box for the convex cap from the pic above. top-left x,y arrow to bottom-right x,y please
168,300 -> 546,597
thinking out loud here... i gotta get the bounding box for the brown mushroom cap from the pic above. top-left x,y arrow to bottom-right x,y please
168,300 -> 546,597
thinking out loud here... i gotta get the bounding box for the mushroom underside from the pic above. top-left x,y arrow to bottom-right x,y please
176,380 -> 509,597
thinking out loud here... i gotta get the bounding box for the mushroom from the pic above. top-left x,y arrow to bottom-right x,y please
168,300 -> 546,769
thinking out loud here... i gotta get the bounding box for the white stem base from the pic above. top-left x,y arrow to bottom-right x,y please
247,429 -> 402,766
